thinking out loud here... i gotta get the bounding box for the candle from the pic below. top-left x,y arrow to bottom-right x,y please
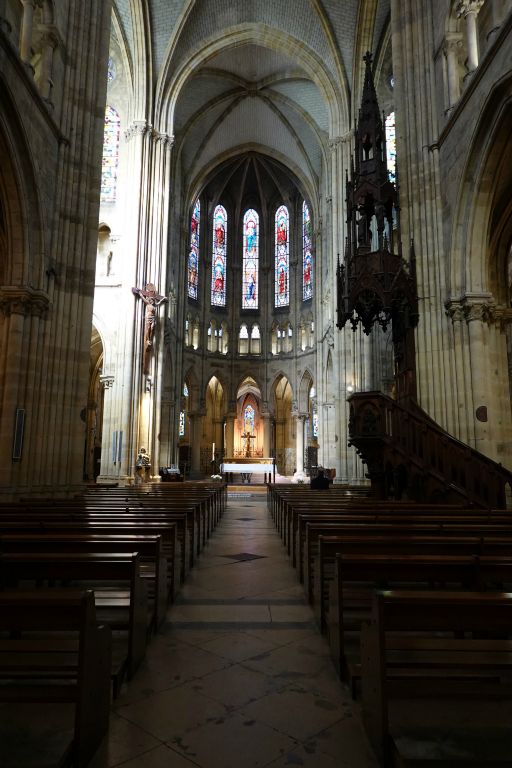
212,442 -> 215,460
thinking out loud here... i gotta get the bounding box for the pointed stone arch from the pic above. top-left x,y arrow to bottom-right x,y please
0,80 -> 44,286
298,369 -> 314,413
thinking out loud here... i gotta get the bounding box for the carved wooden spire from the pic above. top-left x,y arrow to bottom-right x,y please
336,52 -> 419,401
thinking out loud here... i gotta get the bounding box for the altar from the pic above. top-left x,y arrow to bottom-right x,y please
220,457 -> 276,484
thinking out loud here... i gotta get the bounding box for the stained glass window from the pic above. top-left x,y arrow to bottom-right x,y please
274,205 -> 289,307
100,106 -> 121,203
242,209 -> 258,309
187,198 -> 200,299
385,112 -> 396,184
107,57 -> 116,82
211,205 -> 227,306
302,201 -> 313,301
244,404 -> 255,435
180,383 -> 188,437
313,412 -> 318,438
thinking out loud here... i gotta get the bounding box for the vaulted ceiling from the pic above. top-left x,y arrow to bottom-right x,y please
111,0 -> 391,202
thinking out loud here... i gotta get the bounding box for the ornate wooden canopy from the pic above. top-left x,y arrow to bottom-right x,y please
336,52 -> 419,402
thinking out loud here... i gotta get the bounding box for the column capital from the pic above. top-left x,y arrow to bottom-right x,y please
456,0 -> 484,18
443,32 -> 464,55
446,293 -> 496,324
124,120 -> 152,142
39,24 -> 62,50
100,374 -> 115,389
0,286 -> 50,318
152,130 -> 174,149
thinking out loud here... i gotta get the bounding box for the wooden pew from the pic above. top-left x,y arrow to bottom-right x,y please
0,533 -> 169,630
328,552 -> 512,691
0,589 -> 111,768
0,551 -> 147,692
7,501 -> 195,581
305,520 -> 512,607
360,590 -> 512,766
0,516 -> 183,588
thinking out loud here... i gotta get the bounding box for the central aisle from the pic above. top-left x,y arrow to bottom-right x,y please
95,492 -> 378,768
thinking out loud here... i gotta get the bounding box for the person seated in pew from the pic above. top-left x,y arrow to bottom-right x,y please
310,468 -> 331,490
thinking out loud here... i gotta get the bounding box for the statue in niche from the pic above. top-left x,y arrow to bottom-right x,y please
132,283 -> 167,375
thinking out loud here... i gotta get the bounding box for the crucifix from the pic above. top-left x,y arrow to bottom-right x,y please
241,430 -> 256,457
132,283 -> 167,375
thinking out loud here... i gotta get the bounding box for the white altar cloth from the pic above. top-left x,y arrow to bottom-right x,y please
220,462 -> 274,474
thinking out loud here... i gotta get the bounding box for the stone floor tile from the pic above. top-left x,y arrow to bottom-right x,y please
186,661 -> 286,708
116,685 -> 227,742
240,687 -> 346,741
199,630 -> 278,661
105,743 -> 200,767
168,711 -> 297,768
114,645 -> 231,707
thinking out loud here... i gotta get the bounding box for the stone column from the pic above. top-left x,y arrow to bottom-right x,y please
444,34 -> 463,110
261,410 -> 271,457
294,414 -> 307,481
188,414 -> 203,476
0,288 -> 49,493
456,0 -> 484,75
224,411 -> 236,458
38,25 -> 59,101
463,297 -> 494,457
20,0 -> 35,65
96,375 -> 117,484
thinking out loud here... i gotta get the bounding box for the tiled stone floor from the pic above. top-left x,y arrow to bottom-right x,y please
90,494 -> 378,768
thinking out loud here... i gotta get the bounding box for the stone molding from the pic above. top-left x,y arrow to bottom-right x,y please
99,374 -> 115,389
124,120 -> 174,148
0,286 -> 50,318
456,0 -> 484,18
328,130 -> 354,151
445,294 -> 496,325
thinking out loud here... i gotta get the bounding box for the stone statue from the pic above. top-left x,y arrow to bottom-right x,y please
132,283 -> 167,374
136,446 -> 151,468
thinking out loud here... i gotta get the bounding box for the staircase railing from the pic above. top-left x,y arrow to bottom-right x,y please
347,391 -> 512,509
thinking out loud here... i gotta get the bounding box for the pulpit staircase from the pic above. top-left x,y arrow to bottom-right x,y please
348,391 -> 512,509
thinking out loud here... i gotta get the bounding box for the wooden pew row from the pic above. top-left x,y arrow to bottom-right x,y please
77,483 -> 225,531
306,520 -> 512,607
0,513 -> 185,585
327,552 -> 512,695
295,513 -> 498,582
82,480 -> 226,518
267,484 -> 371,526
361,590 -> 512,766
313,530 -> 512,632
0,533 -> 169,630
0,590 -> 111,768
0,552 -> 147,694
288,503 -> 511,563
5,503 -> 198,571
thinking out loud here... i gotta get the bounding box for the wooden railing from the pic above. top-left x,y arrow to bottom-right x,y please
347,391 -> 512,509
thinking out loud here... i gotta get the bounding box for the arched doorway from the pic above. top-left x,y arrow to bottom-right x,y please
235,377 -> 263,458
203,376 -> 225,472
272,375 -> 293,475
